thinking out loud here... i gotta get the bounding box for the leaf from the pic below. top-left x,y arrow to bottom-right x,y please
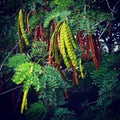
43,9 -> 71,28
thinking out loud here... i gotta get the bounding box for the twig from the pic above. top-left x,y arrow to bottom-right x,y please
98,22 -> 110,39
68,85 -> 95,98
87,100 -> 97,106
0,85 -> 22,96
91,20 -> 104,30
113,0 -> 120,11
105,0 -> 117,14
0,42 -> 19,72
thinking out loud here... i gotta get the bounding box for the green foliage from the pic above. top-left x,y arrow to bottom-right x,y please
7,53 -> 30,68
91,53 -> 119,108
1,1 -> 120,120
25,102 -> 48,120
43,9 -> 71,28
30,41 -> 48,63
29,10 -> 46,31
50,0 -> 74,9
80,53 -> 120,120
69,10 -> 114,34
12,62 -> 42,91
38,65 -> 67,107
51,107 -> 77,120
6,37 -> 67,106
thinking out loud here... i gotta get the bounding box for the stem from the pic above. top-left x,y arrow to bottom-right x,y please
0,42 -> 19,72
105,0 -> 118,14
98,22 -> 110,40
0,85 -> 22,96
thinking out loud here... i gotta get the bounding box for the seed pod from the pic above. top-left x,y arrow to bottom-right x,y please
83,35 -> 90,60
18,9 -> 29,46
73,67 -> 78,85
34,26 -> 39,42
79,59 -> 85,79
51,61 -> 66,81
18,21 -> 23,53
77,30 -> 85,54
61,22 -> 77,67
21,90 -> 28,114
39,24 -> 44,41
66,24 -> 77,49
88,35 -> 99,69
24,98 -> 28,110
92,35 -> 101,69
48,21 -> 63,64
52,36 -> 60,64
52,20 -> 57,33
26,10 -> 32,35
60,25 -> 70,68
19,40 -> 24,53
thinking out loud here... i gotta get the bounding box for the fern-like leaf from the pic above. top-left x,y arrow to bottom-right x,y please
25,102 -> 48,120
12,62 -> 42,91
7,53 -> 30,68
44,9 -> 71,28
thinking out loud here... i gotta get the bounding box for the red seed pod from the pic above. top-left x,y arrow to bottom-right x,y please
69,60 -> 73,68
57,32 -> 61,51
83,35 -> 90,60
26,11 -> 32,35
72,67 -> 78,85
39,24 -> 44,41
51,61 -> 66,81
88,35 -> 100,69
48,38 -> 53,64
52,20 -> 57,33
34,26 -> 39,42
77,30 -> 85,54
92,35 -> 101,69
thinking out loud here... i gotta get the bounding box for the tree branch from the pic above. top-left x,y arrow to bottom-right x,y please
113,0 -> 120,11
0,42 -> 19,72
98,22 -> 110,39
105,0 -> 118,14
0,85 -> 22,96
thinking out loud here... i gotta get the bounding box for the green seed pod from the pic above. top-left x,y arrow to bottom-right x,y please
66,24 -> 77,49
62,22 -> 77,67
18,9 -> 29,46
60,25 -> 70,68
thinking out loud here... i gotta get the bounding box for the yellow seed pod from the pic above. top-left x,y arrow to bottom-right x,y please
54,40 -> 60,64
24,98 -> 28,110
18,21 -> 23,53
29,65 -> 33,73
21,90 -> 29,114
60,25 -> 70,68
62,22 -> 77,67
18,9 -> 29,46
65,24 -> 77,49
19,40 -> 24,53
79,59 -> 85,79
49,21 -> 62,64
51,34 -> 60,64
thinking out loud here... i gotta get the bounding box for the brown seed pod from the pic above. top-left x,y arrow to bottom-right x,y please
72,67 -> 78,85
77,30 -> 85,54
88,35 -> 99,69
39,24 -> 44,41
48,21 -> 63,64
34,26 -> 39,42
